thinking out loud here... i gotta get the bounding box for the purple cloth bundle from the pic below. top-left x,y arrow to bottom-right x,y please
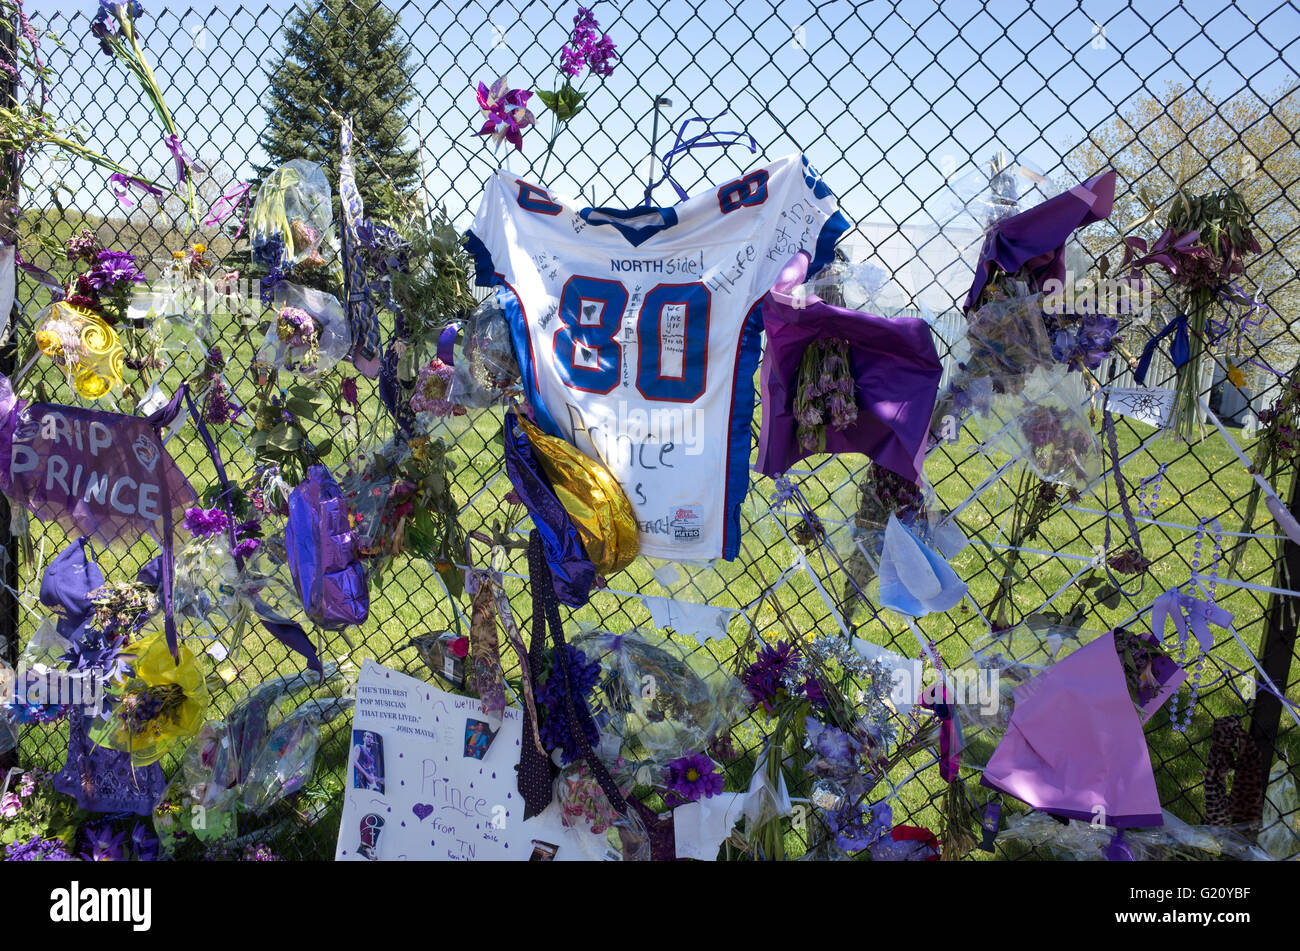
963,170 -> 1117,312
756,252 -> 942,483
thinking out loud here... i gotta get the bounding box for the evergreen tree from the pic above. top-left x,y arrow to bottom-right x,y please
257,0 -> 420,218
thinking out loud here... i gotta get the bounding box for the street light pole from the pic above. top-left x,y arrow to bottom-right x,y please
644,95 -> 673,205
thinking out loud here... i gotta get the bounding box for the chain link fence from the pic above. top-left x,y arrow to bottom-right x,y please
8,0 -> 1300,860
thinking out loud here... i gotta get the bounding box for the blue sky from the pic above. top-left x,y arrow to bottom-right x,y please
16,0 -> 1300,242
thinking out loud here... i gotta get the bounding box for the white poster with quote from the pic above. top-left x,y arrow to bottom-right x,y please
335,659 -> 584,861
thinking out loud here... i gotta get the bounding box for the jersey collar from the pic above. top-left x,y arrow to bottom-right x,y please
577,205 -> 680,246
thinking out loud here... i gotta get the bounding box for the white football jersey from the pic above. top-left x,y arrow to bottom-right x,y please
466,153 -> 848,561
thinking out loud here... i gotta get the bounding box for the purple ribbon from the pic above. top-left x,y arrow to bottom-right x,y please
109,173 -> 165,209
643,111 -> 757,205
437,324 -> 460,366
164,134 -> 197,185
15,253 -> 66,301
1133,313 -> 1191,386
1152,588 -> 1232,653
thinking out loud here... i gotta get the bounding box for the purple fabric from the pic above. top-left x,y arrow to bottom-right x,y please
0,374 -> 26,495
980,630 -> 1181,827
7,401 -> 196,549
39,538 -> 105,640
285,466 -> 370,631
254,601 -> 324,678
963,170 -> 1117,313
504,412 -> 596,607
757,253 -> 942,483
437,324 -> 460,366
54,713 -> 166,815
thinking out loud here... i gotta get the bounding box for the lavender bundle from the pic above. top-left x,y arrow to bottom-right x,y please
795,338 -> 858,455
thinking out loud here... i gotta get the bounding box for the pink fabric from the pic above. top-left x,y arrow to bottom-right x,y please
980,631 -> 1180,827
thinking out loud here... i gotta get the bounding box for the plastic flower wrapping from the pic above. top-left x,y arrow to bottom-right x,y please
340,433 -> 464,595
571,629 -> 747,777
554,762 -> 650,862
444,291 -> 522,409
998,810 -> 1271,861
34,300 -> 125,400
971,365 -> 1101,490
89,629 -> 209,767
257,282 -> 351,377
152,669 -> 348,854
1,618 -> 82,727
249,159 -> 334,273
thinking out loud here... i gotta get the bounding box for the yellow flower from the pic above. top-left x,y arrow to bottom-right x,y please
1227,364 -> 1246,388
172,250 -> 186,260
192,243 -> 207,254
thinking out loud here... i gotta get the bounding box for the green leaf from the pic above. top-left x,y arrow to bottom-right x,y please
285,398 -> 320,419
539,83 -> 588,121
1093,584 -> 1122,609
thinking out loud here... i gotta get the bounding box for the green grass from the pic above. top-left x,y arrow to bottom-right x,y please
11,292 -> 1299,860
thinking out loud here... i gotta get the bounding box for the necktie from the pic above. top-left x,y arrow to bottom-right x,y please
517,534 -> 556,818
520,531 -> 630,819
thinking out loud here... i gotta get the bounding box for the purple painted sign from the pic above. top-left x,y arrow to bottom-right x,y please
6,401 -> 196,546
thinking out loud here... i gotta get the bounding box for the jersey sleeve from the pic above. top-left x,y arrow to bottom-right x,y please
757,154 -> 852,291
463,173 -> 511,289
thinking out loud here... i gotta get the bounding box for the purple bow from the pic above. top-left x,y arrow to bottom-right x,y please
164,134 -> 197,185
109,173 -> 165,209
1152,588 -> 1232,653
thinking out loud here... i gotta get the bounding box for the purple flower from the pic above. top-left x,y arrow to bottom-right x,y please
359,223 -> 410,276
1108,547 -> 1150,576
742,640 -> 802,713
830,800 -> 893,852
183,506 -> 230,539
663,752 -> 725,802
65,229 -> 100,264
805,717 -> 859,776
536,645 -> 602,765
1020,406 -> 1064,449
5,836 -> 73,862
233,538 -> 262,561
131,822 -> 159,862
1052,315 -> 1119,372
81,824 -> 127,862
341,376 -> 359,407
202,375 -> 241,425
0,792 -> 20,818
561,7 -> 618,78
411,358 -> 457,416
84,248 -> 145,292
61,628 -> 130,684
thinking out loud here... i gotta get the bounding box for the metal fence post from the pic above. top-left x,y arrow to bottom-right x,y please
0,3 -> 20,777
1249,469 -> 1300,816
